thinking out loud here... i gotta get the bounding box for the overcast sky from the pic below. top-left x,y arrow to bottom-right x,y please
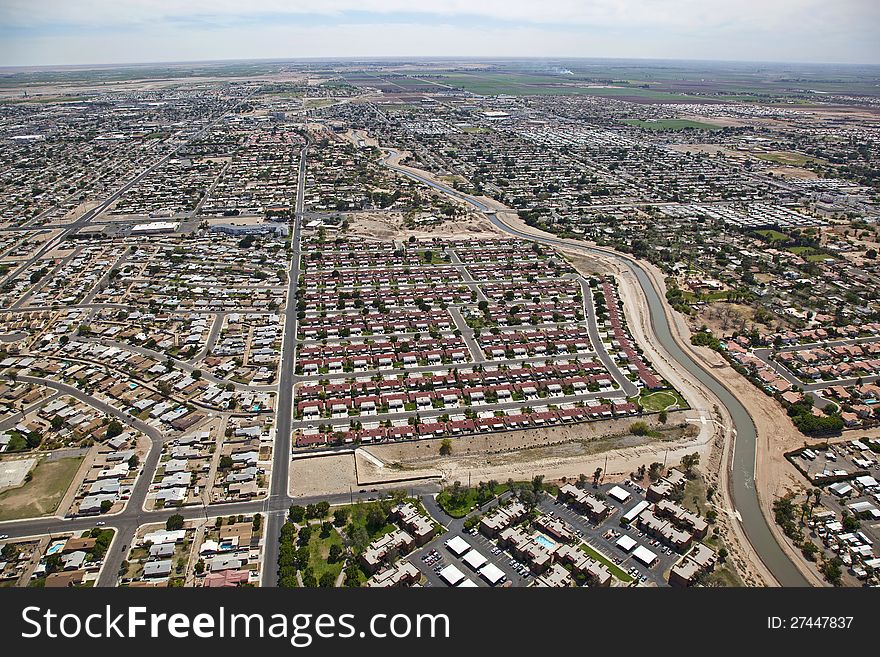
1,0 -> 878,67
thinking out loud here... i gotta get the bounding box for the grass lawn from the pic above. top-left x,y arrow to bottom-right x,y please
682,475 -> 709,516
755,229 -> 790,243
0,456 -> 82,521
439,74 -> 690,99
579,543 -> 633,582
437,483 -> 508,518
307,529 -> 345,581
343,501 -> 397,540
786,246 -> 834,262
623,119 -> 721,131
639,390 -> 684,412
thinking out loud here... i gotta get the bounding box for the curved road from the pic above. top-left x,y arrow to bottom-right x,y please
380,150 -> 809,587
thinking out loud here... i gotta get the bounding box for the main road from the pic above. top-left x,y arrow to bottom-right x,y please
260,138 -> 309,586
378,149 -> 809,586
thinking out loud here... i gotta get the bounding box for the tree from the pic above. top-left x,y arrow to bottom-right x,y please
1,543 -> 19,560
127,454 -> 139,469
319,572 -> 336,588
100,499 -> 113,514
289,505 -> 306,523
365,507 -> 386,532
195,559 -> 205,575
531,475 -> 544,494
252,514 -> 262,531
328,544 -> 343,563
165,514 -> 185,531
631,421 -> 651,436
105,420 -> 124,439
658,410 -> 668,424
718,547 -> 728,562
592,468 -> 603,488
439,438 -> 453,456
25,431 -> 42,449
577,473 -> 588,489
302,569 -> 317,588
219,455 -> 234,470
333,508 -> 350,526
648,462 -> 664,482
192,369 -> 202,380
347,524 -> 370,554
681,453 -> 700,476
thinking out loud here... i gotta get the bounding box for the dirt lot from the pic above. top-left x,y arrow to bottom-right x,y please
692,302 -> 758,336
344,210 -> 499,241
360,414 -> 706,487
289,453 -> 358,498
0,455 -> 82,520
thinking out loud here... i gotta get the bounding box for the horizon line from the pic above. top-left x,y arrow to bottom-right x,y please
3,54 -> 880,73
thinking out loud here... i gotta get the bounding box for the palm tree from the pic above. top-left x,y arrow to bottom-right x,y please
800,502 -> 811,523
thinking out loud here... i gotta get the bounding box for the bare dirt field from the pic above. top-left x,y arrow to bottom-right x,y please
0,455 -> 82,521
289,453 -> 358,498
360,415 -> 705,488
344,209 -> 500,241
692,302 -> 758,336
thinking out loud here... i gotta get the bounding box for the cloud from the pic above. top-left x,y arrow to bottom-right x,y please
1,1 -> 878,65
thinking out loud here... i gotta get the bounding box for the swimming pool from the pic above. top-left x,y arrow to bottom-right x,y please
46,542 -> 65,556
534,534 -> 556,550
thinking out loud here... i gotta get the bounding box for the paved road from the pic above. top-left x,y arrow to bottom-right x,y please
378,149 -> 809,586
576,276 -> 640,398
260,140 -> 309,587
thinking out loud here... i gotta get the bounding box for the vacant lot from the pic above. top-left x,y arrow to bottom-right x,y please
0,456 -> 82,520
753,151 -> 827,167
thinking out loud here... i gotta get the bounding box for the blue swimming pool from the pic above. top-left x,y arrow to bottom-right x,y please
534,534 -> 556,550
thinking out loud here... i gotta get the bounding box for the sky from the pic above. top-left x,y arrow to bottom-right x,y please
1,0 -> 878,68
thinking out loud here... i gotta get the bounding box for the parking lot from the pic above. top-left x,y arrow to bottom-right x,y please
407,527 -> 532,587
539,480 -> 680,586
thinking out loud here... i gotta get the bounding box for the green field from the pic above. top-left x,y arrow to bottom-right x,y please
0,456 -> 82,521
638,390 -> 686,412
342,501 -> 397,541
755,229 -> 790,243
579,543 -> 633,582
307,529 -> 345,582
787,245 -> 833,262
623,119 -> 722,131
439,74 -> 691,99
437,483 -> 508,518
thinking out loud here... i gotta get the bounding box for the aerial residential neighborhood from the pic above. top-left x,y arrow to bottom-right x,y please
0,0 -> 878,605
